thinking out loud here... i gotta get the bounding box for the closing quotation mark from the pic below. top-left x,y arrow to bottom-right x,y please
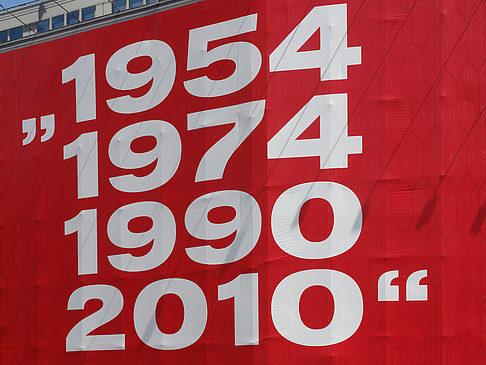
378,270 -> 428,302
22,114 -> 55,145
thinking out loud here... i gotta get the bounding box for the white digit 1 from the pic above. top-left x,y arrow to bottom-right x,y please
271,181 -> 362,259
271,269 -> 363,346
134,278 -> 207,350
64,209 -> 97,275
63,132 -> 98,199
218,273 -> 259,346
268,94 -> 361,169
185,190 -> 261,265
269,4 -> 361,81
66,285 -> 125,352
109,120 -> 181,193
106,40 -> 176,114
184,14 -> 262,97
62,54 -> 96,123
188,100 -> 265,182
107,201 -> 176,272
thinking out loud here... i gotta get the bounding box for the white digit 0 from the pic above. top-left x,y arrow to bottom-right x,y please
134,278 -> 207,350
271,269 -> 363,346
271,181 -> 362,259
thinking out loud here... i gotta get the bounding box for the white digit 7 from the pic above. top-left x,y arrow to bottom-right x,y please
188,100 -> 265,182
267,94 -> 361,169
269,4 -> 361,81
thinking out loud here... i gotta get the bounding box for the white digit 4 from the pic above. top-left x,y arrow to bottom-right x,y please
218,273 -> 259,346
109,120 -> 181,193
185,14 -> 262,97
66,285 -> 125,352
267,94 -> 361,169
62,54 -> 97,123
185,190 -> 261,265
269,4 -> 361,81
106,40 -> 176,114
64,209 -> 98,275
188,100 -> 265,182
107,201 -> 176,272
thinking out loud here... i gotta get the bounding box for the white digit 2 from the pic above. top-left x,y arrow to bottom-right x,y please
268,94 -> 362,169
107,201 -> 176,272
188,100 -> 265,182
106,40 -> 176,114
185,14 -> 262,97
271,269 -> 363,346
134,278 -> 207,350
271,181 -> 362,259
185,190 -> 261,265
109,120 -> 181,193
66,285 -> 125,352
269,4 -> 361,81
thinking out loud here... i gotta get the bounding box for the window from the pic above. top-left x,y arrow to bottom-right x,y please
0,30 -> 7,43
37,19 -> 49,33
82,6 -> 95,21
67,10 -> 79,25
129,0 -> 143,8
112,0 -> 126,12
146,0 -> 158,3
9,26 -> 22,40
52,14 -> 64,29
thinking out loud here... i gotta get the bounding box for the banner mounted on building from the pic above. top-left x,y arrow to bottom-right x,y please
0,0 -> 485,363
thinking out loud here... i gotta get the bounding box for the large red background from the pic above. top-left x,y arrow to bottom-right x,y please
0,0 -> 485,363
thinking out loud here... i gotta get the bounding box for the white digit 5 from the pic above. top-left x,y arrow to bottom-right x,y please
106,40 -> 176,114
271,181 -> 362,259
269,4 -> 361,81
271,269 -> 363,346
184,14 -> 262,97
107,201 -> 176,272
66,285 -> 125,352
109,120 -> 181,193
188,100 -> 265,182
134,278 -> 207,350
185,190 -> 261,265
267,94 -> 362,169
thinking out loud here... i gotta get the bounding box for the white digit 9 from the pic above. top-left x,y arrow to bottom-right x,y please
185,190 -> 261,265
107,201 -> 176,272
109,120 -> 181,193
106,40 -> 176,114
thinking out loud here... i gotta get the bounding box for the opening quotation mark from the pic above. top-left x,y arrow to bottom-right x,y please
378,270 -> 428,302
22,114 -> 55,146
